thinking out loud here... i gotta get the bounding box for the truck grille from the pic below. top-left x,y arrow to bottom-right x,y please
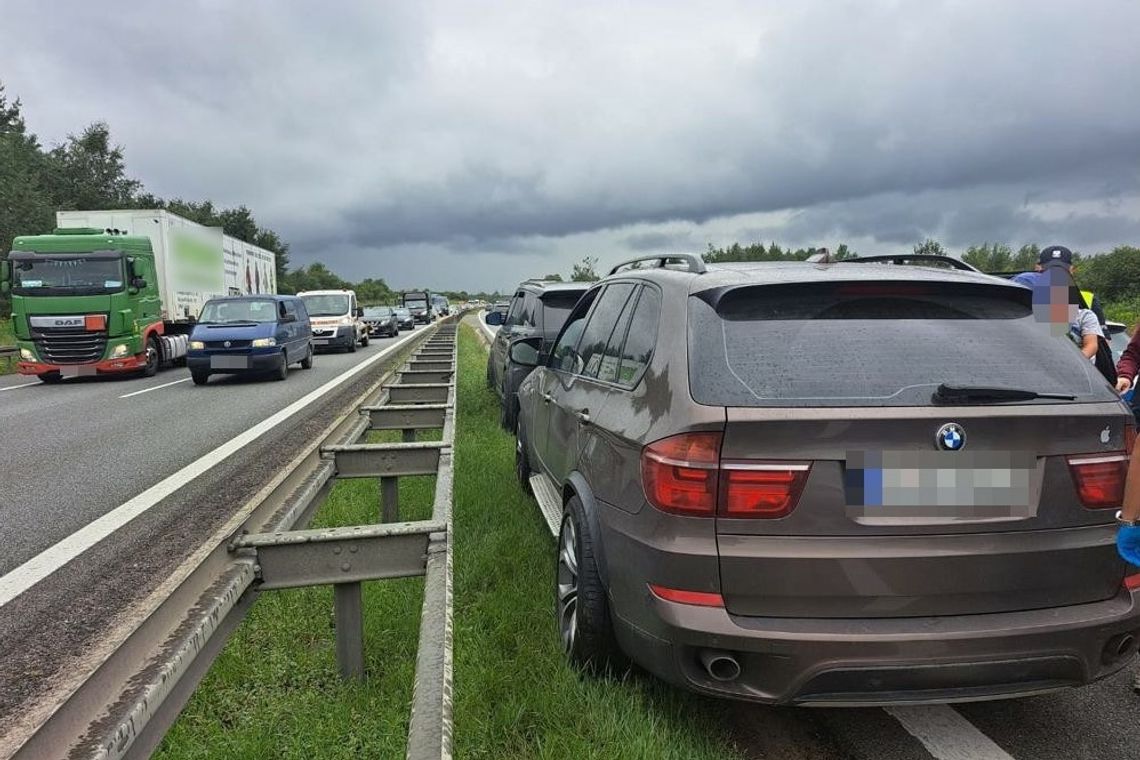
33,329 -> 108,364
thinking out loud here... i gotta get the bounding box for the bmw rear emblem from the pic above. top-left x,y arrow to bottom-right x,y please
936,423 -> 966,451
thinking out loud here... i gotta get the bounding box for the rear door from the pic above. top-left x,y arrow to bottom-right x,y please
546,283 -> 636,484
687,279 -> 1134,619
491,292 -> 526,392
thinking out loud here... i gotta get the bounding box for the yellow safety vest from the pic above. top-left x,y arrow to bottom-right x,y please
1081,289 -> 1094,309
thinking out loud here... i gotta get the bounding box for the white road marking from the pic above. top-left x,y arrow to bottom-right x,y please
885,705 -> 1015,760
0,331 -> 420,607
0,381 -> 41,393
119,377 -> 191,398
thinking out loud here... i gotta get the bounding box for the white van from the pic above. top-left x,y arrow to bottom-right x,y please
297,289 -> 368,352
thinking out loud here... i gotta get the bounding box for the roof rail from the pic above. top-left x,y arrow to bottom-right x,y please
836,254 -> 980,273
607,254 -> 707,276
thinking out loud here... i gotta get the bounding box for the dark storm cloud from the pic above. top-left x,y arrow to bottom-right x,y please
1,0 -> 1138,291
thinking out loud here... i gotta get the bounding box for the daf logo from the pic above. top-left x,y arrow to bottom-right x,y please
936,423 -> 966,451
223,341 -> 231,348
54,318 -> 83,327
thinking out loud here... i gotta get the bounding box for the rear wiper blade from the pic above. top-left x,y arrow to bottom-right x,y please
933,383 -> 1076,403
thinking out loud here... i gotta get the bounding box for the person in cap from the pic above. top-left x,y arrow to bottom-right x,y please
1012,245 -> 1104,368
1012,245 -> 1106,324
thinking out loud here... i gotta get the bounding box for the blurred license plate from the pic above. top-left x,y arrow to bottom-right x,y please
846,450 -> 1036,514
210,355 -> 248,370
313,339 -> 329,345
60,364 -> 97,377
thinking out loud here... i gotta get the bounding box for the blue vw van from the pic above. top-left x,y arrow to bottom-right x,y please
187,295 -> 313,385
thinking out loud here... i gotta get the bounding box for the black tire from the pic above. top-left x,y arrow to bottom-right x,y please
191,371 -> 209,386
301,344 -> 314,369
142,336 -> 160,377
501,392 -> 519,432
274,354 -> 288,381
515,419 -> 532,494
38,372 -> 63,384
347,336 -> 357,353
558,496 -> 626,675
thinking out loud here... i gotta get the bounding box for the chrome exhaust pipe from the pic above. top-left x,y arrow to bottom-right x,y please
1102,633 -> 1138,665
699,649 -> 741,682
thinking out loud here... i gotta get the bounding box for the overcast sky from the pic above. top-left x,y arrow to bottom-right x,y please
3,0 -> 1139,293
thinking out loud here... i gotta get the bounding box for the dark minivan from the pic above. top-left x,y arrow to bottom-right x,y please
187,295 -> 313,385
485,279 -> 589,430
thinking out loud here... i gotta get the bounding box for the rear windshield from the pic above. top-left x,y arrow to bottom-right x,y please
540,291 -> 587,336
688,282 -> 1115,407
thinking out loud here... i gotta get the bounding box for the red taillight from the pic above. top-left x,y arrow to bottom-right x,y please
641,434 -> 810,519
1124,574 -> 1140,591
641,433 -> 721,516
1127,423 -> 1136,457
1067,453 -> 1129,509
720,463 -> 812,518
648,584 -> 725,607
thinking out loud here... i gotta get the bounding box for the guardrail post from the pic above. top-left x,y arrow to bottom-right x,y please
381,476 -> 399,522
335,582 -> 366,680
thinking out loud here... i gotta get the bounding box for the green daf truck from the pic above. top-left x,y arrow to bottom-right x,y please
1,209 -> 277,383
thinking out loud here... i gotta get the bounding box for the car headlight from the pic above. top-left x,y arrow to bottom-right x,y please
339,316 -> 355,327
251,337 -> 277,348
20,348 -> 34,361
189,340 -> 205,350
109,343 -> 130,358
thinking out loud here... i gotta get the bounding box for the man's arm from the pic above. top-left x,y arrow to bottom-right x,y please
1117,330 -> 1140,392
1081,332 -> 1098,359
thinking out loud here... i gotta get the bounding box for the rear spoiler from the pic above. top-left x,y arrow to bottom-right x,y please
828,254 -> 981,273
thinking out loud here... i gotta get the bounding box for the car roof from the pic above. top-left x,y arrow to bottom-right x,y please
207,294 -> 295,302
601,259 -> 1021,296
514,279 -> 590,296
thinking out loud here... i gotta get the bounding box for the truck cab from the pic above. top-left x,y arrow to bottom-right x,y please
403,291 -> 434,324
1,228 -> 185,382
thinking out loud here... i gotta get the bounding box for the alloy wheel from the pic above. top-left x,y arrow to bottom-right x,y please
557,513 -> 579,654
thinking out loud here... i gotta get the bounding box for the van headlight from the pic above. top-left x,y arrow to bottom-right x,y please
339,316 -> 355,326
251,337 -> 276,347
189,340 -> 205,350
110,343 -> 130,358
20,348 -> 34,361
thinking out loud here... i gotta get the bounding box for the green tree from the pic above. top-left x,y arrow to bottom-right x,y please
1078,246 -> 1140,303
542,272 -> 564,282
46,122 -> 140,210
962,243 -> 1014,272
571,256 -> 599,281
913,238 -> 946,256
1013,244 -> 1040,271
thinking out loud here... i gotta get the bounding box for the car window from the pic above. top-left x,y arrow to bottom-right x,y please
595,287 -> 640,383
576,283 -> 636,378
504,292 -> 526,327
616,286 -> 661,386
688,281 -> 1116,407
551,289 -> 600,373
519,293 -> 538,328
539,290 -> 588,339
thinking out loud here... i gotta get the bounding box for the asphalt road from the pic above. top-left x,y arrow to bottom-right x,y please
0,332 -> 410,575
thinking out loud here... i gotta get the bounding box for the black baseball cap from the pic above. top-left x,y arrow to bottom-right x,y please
1038,245 -> 1073,268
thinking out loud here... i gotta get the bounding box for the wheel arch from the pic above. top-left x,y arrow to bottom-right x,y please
562,473 -> 610,589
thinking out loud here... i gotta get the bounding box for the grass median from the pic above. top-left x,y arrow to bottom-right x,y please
156,324 -> 741,759
1,318 -> 14,375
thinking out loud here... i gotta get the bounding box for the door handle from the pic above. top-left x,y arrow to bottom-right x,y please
574,409 -> 591,425
542,393 -> 554,404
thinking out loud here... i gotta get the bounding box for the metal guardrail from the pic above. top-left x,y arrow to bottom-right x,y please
0,345 -> 16,372
5,319 -> 459,760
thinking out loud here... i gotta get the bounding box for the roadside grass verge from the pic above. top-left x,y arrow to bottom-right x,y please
157,325 -> 742,759
1,318 -> 14,375
452,325 -> 741,760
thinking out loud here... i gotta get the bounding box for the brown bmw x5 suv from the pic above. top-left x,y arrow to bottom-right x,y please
512,253 -> 1140,705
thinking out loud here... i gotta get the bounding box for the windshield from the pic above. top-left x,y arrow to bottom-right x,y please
540,291 -> 587,337
689,282 -> 1116,407
199,298 -> 280,324
12,255 -> 124,295
395,308 -> 411,316
300,294 -> 350,316
363,307 -> 392,318
406,299 -> 427,310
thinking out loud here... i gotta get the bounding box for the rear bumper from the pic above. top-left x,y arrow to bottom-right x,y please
187,351 -> 284,374
18,355 -> 146,376
599,505 -> 1140,705
366,323 -> 396,336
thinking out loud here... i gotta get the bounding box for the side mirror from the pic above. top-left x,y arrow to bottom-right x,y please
356,307 -> 364,318
131,277 -> 147,289
484,310 -> 503,326
281,314 -> 297,323
508,336 -> 542,367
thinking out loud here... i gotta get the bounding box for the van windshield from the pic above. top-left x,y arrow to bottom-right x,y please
300,294 -> 350,316
688,281 -> 1115,407
199,299 -> 280,324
